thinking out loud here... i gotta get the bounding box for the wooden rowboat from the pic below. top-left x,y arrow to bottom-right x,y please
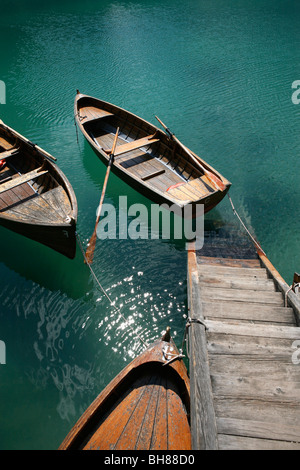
59,329 -> 191,450
74,92 -> 231,217
0,120 -> 78,259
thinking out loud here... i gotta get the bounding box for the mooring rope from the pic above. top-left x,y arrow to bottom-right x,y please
75,232 -> 150,349
227,193 -> 266,256
285,282 -> 300,307
182,195 -> 269,355
74,116 -> 79,145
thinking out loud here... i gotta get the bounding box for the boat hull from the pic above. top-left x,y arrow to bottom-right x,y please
59,334 -> 191,450
75,93 -> 231,218
0,121 -> 78,258
0,216 -> 76,259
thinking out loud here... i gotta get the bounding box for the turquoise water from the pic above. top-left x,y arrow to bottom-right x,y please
0,0 -> 299,449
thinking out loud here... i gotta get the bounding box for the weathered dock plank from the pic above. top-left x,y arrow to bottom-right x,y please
197,264 -> 267,278
218,434 -> 300,450
187,226 -> 300,450
205,320 -> 300,340
217,417 -> 300,443
211,373 -> 300,402
201,286 -> 284,305
198,275 -> 275,291
202,300 -> 295,324
207,333 -> 297,359
210,356 -> 300,380
187,253 -> 219,450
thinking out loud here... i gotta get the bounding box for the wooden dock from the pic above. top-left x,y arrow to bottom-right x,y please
187,224 -> 300,450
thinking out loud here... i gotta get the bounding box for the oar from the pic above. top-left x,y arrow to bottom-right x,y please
155,116 -> 226,192
0,119 -> 57,162
84,127 -> 120,265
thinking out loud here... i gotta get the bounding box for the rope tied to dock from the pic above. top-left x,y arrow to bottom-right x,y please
227,193 -> 266,256
180,316 -> 209,360
75,232 -> 150,350
186,317 -> 208,330
285,282 -> 300,307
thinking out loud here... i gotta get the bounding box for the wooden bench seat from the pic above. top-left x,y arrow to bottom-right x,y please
106,134 -> 160,157
0,167 -> 48,194
79,107 -> 113,123
0,147 -> 20,160
0,138 -> 17,151
141,168 -> 165,181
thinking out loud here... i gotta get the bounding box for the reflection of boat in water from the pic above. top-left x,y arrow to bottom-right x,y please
0,120 -> 77,259
59,329 -> 191,450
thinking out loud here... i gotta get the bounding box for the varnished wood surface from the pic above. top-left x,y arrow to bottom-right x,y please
74,92 -> 231,215
59,335 -> 191,450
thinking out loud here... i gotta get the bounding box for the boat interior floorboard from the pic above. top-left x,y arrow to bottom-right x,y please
0,159 -> 37,207
89,129 -> 216,198
80,367 -> 191,451
0,138 -> 16,151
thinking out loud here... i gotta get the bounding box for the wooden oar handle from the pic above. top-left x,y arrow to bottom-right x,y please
85,128 -> 120,265
155,116 -> 226,192
34,145 -> 57,162
111,127 -> 120,156
94,128 -> 120,224
155,116 -> 173,138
